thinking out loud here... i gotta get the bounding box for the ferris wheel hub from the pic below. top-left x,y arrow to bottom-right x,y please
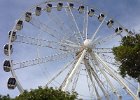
83,39 -> 92,49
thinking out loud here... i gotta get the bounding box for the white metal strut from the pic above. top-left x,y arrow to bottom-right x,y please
61,49 -> 86,91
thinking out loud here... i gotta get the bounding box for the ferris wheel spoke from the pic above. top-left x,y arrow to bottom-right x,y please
46,58 -> 76,86
102,61 -> 137,90
83,59 -> 101,99
105,66 -> 138,91
91,68 -> 110,99
59,39 -> 81,48
15,35 -> 78,52
94,48 -> 112,53
95,33 -> 117,45
30,17 -> 62,41
91,16 -> 107,41
62,39 -> 80,47
46,12 -> 72,40
103,60 -> 120,67
81,73 -> 94,95
62,7 -> 80,44
66,5 -> 84,42
97,53 -> 121,66
64,8 -> 81,44
86,72 -> 96,99
94,53 -> 139,100
90,53 -> 123,99
16,34 -> 80,48
50,6 -> 82,42
83,6 -> 89,39
13,52 -> 72,70
71,66 -> 81,92
60,59 -> 78,90
60,49 -> 87,91
94,85 -> 101,100
84,58 -> 110,99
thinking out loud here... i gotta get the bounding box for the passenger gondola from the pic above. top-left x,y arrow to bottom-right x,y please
9,31 -> 17,42
4,44 -> 13,56
25,12 -> 32,22
78,5 -> 84,13
98,13 -> 105,22
16,20 -> 23,30
46,3 -> 52,12
115,27 -> 123,34
69,3 -> 74,8
35,6 -> 42,16
7,77 -> 16,89
107,19 -> 114,28
3,60 -> 11,72
57,3 -> 63,11
88,9 -> 95,17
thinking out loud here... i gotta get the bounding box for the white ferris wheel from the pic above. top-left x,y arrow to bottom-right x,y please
3,0 -> 140,99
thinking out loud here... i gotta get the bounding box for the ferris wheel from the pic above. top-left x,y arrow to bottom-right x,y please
3,0 -> 139,99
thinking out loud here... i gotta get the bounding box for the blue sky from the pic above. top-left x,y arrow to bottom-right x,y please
0,0 -> 140,98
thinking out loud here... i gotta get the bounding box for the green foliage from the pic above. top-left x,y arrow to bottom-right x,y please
0,94 -> 13,100
15,86 -> 77,100
0,87 -> 77,100
112,34 -> 140,80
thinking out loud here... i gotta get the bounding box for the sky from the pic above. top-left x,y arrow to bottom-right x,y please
0,0 -> 140,99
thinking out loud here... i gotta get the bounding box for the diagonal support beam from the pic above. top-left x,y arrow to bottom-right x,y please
61,49 -> 87,91
46,59 -> 75,86
83,58 -> 101,100
90,52 -> 122,100
71,66 -> 81,92
94,53 -> 139,100
84,58 -> 110,100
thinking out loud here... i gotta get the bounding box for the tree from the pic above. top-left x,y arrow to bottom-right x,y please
15,86 -> 77,100
0,94 -> 13,100
112,34 -> 140,80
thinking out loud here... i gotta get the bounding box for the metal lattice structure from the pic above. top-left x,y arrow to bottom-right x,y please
4,0 -> 139,99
